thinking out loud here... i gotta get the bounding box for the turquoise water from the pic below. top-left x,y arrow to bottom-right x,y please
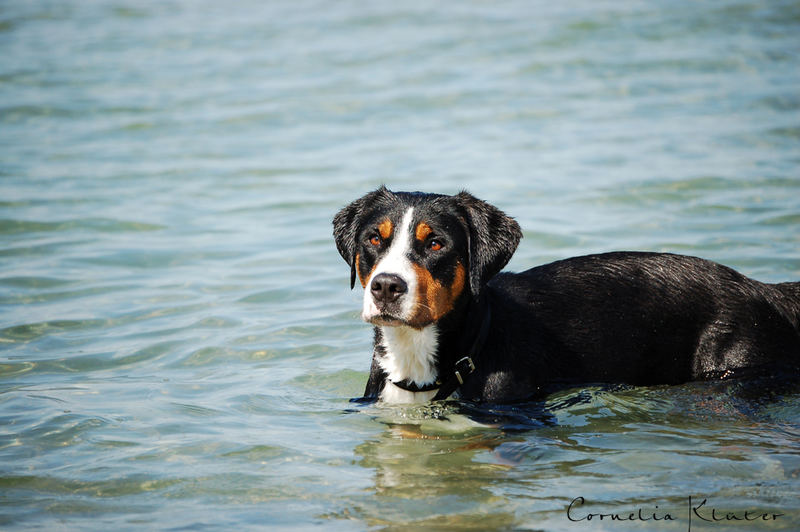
2,1 -> 799,530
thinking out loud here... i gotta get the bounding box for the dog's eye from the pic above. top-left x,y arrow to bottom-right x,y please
369,235 -> 381,246
428,239 -> 443,251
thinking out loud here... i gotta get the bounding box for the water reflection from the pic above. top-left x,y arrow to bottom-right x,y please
352,416 -> 524,529
348,378 -> 800,529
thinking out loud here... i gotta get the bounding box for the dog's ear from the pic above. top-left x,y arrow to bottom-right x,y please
454,191 -> 522,298
332,186 -> 393,289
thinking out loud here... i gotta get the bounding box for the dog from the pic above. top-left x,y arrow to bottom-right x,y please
333,187 -> 800,404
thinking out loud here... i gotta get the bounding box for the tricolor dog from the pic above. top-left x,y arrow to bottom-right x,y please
333,187 -> 800,404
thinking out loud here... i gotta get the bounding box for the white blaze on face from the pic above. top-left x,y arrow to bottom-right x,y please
360,206 -> 442,403
361,207 -> 416,323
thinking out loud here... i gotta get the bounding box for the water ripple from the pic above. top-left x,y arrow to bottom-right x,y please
0,319 -> 108,343
0,218 -> 165,235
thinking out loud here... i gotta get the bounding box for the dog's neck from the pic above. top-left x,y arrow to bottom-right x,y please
377,324 -> 439,386
375,295 -> 487,388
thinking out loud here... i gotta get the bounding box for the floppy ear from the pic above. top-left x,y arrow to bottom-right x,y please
454,191 -> 522,298
332,186 -> 393,289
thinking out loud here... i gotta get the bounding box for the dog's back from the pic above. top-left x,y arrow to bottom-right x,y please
486,252 -> 800,387
775,281 -> 800,332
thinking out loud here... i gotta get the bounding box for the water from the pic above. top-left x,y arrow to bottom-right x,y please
1,0 -> 799,530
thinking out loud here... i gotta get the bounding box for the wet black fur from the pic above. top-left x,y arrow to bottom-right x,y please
333,188 -> 800,403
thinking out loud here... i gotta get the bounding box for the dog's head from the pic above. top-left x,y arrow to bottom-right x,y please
333,187 -> 522,329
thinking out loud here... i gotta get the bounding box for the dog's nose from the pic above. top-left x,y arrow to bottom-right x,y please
370,273 -> 408,304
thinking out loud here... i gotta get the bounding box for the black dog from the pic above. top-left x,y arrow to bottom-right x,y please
333,187 -> 800,404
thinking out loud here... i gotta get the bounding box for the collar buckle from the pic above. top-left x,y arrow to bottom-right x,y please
454,356 -> 476,385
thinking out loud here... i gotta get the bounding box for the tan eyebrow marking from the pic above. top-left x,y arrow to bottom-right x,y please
415,222 -> 433,242
378,219 -> 393,240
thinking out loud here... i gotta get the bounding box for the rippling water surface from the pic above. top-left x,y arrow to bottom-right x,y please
2,1 -> 799,530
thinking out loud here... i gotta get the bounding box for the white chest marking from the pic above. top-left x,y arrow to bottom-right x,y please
378,324 -> 439,404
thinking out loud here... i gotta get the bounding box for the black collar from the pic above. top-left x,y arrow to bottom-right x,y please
391,378 -> 440,393
390,299 -> 492,400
